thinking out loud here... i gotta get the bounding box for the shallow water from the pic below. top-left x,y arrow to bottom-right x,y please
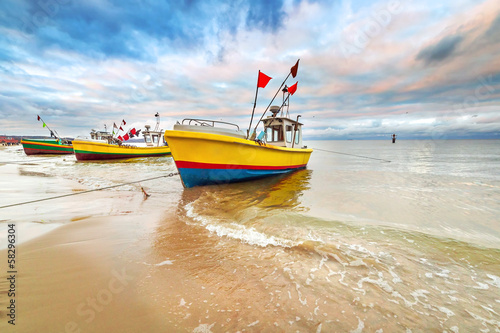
1,140 -> 499,332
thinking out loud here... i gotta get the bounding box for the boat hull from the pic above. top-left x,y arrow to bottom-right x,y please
21,138 -> 74,155
164,130 -> 313,188
72,140 -> 171,161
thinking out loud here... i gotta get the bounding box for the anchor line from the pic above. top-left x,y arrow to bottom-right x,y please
312,148 -> 391,163
0,158 -> 57,164
0,173 -> 179,209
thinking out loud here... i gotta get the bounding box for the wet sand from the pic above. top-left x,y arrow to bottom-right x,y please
0,210 -> 174,332
0,198 -> 323,332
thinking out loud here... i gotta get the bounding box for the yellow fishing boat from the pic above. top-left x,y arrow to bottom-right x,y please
73,114 -> 171,161
164,60 -> 313,188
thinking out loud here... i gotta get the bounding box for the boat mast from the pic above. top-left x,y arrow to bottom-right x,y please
37,115 -> 62,140
250,59 -> 299,139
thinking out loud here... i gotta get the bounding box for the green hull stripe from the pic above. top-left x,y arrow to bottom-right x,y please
22,143 -> 73,152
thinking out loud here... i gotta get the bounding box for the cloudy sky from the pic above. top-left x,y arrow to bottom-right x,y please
1,0 -> 499,140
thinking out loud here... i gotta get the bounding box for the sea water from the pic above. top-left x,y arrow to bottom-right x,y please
0,139 -> 499,332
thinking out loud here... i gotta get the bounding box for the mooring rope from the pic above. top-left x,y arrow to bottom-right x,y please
0,173 -> 179,209
312,147 -> 391,163
0,158 -> 57,164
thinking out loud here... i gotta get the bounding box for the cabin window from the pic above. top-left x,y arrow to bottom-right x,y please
153,135 -> 158,143
286,125 -> 293,142
295,130 -> 300,144
145,136 -> 152,143
266,126 -> 283,142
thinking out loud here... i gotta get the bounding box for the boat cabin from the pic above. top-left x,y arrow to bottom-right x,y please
143,125 -> 165,147
90,130 -> 114,142
261,106 -> 304,148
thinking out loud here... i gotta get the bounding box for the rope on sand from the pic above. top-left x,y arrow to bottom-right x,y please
0,158 -> 56,164
0,173 -> 179,209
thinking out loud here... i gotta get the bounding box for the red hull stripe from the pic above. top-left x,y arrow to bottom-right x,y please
175,160 -> 307,170
75,152 -> 170,160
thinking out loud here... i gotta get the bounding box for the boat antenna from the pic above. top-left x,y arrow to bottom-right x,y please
281,86 -> 287,117
154,112 -> 160,132
251,59 -> 299,139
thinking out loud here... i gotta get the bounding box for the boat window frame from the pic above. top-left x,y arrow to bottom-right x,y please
266,125 -> 284,142
286,125 -> 293,143
294,127 -> 300,144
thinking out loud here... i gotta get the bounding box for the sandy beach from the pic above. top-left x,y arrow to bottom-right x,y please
1,194 -> 328,332
1,141 -> 499,332
0,200 -> 175,332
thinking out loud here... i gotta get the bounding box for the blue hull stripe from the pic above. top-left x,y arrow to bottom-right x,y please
178,166 -> 306,188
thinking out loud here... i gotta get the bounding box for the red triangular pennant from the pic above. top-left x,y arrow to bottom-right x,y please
290,59 -> 299,78
288,81 -> 298,95
257,71 -> 272,88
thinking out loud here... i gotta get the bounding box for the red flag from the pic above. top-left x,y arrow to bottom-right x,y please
123,133 -> 129,141
122,119 -> 126,125
119,126 -> 123,131
288,81 -> 298,95
130,128 -> 136,135
257,71 -> 272,88
291,59 -> 299,78
118,135 -> 123,141
113,122 -> 118,129
37,115 -> 41,121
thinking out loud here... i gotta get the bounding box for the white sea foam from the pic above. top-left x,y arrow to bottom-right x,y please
193,323 -> 215,333
185,203 -> 301,248
156,259 -> 174,266
350,317 -> 364,333
438,306 -> 455,318
486,274 -> 500,288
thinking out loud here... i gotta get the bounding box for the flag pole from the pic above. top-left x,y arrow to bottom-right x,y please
247,71 -> 262,139
251,59 -> 299,137
37,115 -> 60,140
251,72 -> 291,137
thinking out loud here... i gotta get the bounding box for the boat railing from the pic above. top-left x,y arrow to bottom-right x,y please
181,118 -> 240,131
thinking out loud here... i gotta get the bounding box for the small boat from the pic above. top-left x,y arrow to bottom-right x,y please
21,137 -> 74,155
164,60 -> 313,188
21,115 -> 73,155
72,115 -> 171,161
